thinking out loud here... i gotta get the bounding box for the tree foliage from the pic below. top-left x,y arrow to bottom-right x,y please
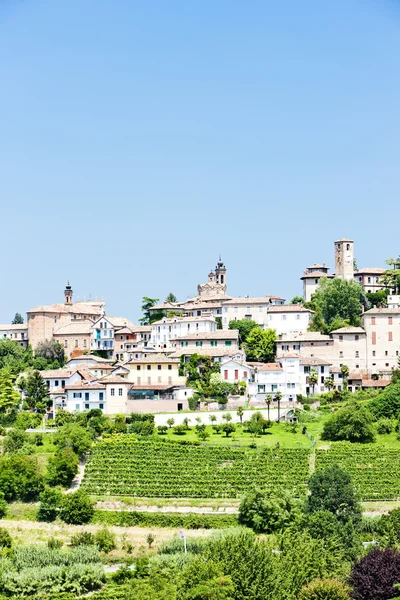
23,370 -> 49,412
47,448 -> 79,487
379,257 -> 400,294
369,384 -> 400,419
35,340 -> 65,368
60,489 -> 94,524
321,402 -> 376,444
238,488 -> 299,533
244,327 -> 276,363
139,297 -> 164,325
290,296 -> 304,305
308,278 -> 368,333
55,423 -> 92,459
0,454 -> 44,501
11,313 -> 24,324
348,548 -> 400,600
298,578 -> 350,600
305,464 -> 362,526
0,369 -> 21,412
228,319 -> 258,345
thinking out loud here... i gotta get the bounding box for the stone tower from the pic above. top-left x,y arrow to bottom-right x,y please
335,238 -> 354,280
215,257 -> 227,286
64,281 -> 73,305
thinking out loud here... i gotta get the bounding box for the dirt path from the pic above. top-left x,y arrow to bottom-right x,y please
95,501 -> 239,514
66,459 -> 86,493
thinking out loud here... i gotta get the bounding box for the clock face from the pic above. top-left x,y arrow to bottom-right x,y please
345,252 -> 352,263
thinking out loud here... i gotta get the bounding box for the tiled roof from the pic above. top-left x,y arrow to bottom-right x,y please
107,317 -> 136,329
268,305 -> 313,313
306,264 -> 329,270
362,379 -> 391,388
53,321 -> 93,335
90,364 -> 115,371
0,324 -> 28,331
39,368 -> 78,378
300,357 -> 332,366
363,307 -> 400,315
28,303 -> 69,314
99,375 -> 131,384
301,271 -> 334,280
128,355 -> 180,364
173,330 -> 239,341
278,332 -> 332,342
66,355 -> 113,364
65,381 -> 106,390
222,296 -> 285,306
330,327 -> 366,334
129,384 -> 175,391
152,316 -> 216,325
279,353 -> 300,359
183,302 -> 223,311
257,363 -> 283,371
169,347 -> 244,359
355,268 -> 385,275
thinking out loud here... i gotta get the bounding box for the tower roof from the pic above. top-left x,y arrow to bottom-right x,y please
335,237 -> 353,243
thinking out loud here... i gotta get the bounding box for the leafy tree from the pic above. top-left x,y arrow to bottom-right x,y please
236,406 -> 244,423
37,487 -> 63,522
376,418 -> 393,435
167,418 -> 175,428
215,316 -> 223,329
60,489 -> 94,524
341,364 -> 349,391
290,296 -> 304,304
305,464 -> 362,526
139,296 -> 164,325
0,369 -> 21,412
308,278 -> 368,333
239,488 -> 299,533
321,402 -> 376,443
157,425 -> 168,435
222,412 -> 232,422
348,548 -> 400,600
0,454 -> 44,501
0,340 -> 32,375
301,509 -> 361,561
369,384 -> 400,419
324,376 -> 335,392
221,423 -> 236,437
46,448 -> 79,487
3,428 -> 32,453
380,257 -> 400,294
55,423 -> 92,459
244,327 -> 276,363
24,370 -> 49,411
298,578 -> 350,600
35,340 -> 65,367
0,528 -> 12,548
228,319 -> 258,346
366,289 -> 390,308
165,293 -> 177,303
11,313 -> 24,324
308,369 -> 319,395
308,306 -> 328,334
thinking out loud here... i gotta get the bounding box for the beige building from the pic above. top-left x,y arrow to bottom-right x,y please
126,355 -> 185,387
221,296 -> 285,329
362,307 -> 400,376
27,283 -> 104,349
169,329 -> 245,363
301,264 -> 334,302
354,268 -> 386,294
0,324 -> 29,347
53,321 -> 93,357
329,327 -> 367,372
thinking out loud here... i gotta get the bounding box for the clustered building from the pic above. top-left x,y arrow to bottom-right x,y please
1,238 -> 397,415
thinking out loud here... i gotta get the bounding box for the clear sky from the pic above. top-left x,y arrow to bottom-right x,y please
1,0 -> 399,322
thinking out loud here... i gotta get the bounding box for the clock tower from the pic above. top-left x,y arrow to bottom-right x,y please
335,238 -> 354,280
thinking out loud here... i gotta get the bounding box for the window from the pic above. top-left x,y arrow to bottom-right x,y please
55,380 -> 59,387
339,335 -> 343,342
385,351 -> 388,356
234,369 -> 239,380
339,351 -> 343,358
99,392 -> 103,401
99,403 -> 103,409
282,345 -> 289,351
293,344 -> 300,350
210,341 -> 218,347
282,314 -> 287,321
180,341 -> 188,347
389,332 -> 393,342
73,392 -> 82,398
243,371 -> 248,378
136,365 -> 141,370
75,404 -> 80,410
225,341 -> 232,346
371,317 -> 376,325
258,385 -> 265,393
147,365 -> 151,370
118,388 -> 123,396
271,384 -> 277,392
168,365 -> 172,370
64,340 -> 68,348
355,351 -> 359,358
196,341 -> 203,347
321,366 -> 325,374
359,276 -> 362,282
304,366 -> 310,373
74,339 -> 78,348
224,370 -> 228,380
61,380 -> 65,387
386,363 -> 390,367
372,350 -> 376,357
296,314 -> 300,320
83,339 -> 87,348
389,317 -> 393,325
158,365 -> 162,370
259,306 -> 263,312
355,335 -> 359,341
110,388 -> 115,396
85,403 -> 89,409
372,332 -> 376,345
287,383 -> 291,388
368,277 -> 371,283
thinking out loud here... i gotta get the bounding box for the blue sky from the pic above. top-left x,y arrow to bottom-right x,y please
1,0 -> 399,322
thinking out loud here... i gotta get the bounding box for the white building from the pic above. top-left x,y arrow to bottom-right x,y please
300,264 -> 334,303
0,324 -> 29,347
91,316 -> 115,356
150,316 -> 217,350
266,305 -> 313,335
221,296 -> 285,329
220,358 -> 253,384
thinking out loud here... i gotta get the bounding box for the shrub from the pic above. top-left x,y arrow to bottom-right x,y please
60,490 -> 94,525
0,454 -> 44,501
238,488 -> 299,534
173,425 -> 187,435
157,425 -> 168,435
348,547 -> 400,600
0,491 -> 7,519
55,424 -> 92,459
321,402 -> 375,443
0,527 -> 12,548
298,578 -> 350,599
70,531 -> 95,547
3,428 -> 32,454
47,537 -> 63,550
376,418 -> 393,435
37,487 -> 63,522
94,528 -> 116,553
46,448 -> 79,487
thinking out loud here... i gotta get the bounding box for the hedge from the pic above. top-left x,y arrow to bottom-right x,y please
92,509 -> 237,529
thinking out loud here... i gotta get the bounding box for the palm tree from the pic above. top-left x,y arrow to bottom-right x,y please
274,391 -> 282,423
324,376 -> 334,393
308,369 -> 319,396
236,406 -> 244,424
265,394 -> 272,421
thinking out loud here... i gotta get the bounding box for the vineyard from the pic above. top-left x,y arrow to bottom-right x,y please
82,436 -> 310,498
316,443 -> 400,501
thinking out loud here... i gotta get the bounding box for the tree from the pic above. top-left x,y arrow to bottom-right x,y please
165,293 -> 177,303
308,278 -> 368,333
0,454 -> 44,501
265,395 -> 272,420
290,296 -> 304,305
55,423 -> 92,459
305,464 -> 362,526
229,319 -> 259,346
244,328 -> 276,363
308,369 -> 319,396
369,383 -> 400,419
222,412 -> 232,422
139,297 -> 164,325
324,376 -> 335,392
37,487 -> 63,522
209,414 -> 217,424
3,428 -> 31,453
238,488 -> 299,534
167,418 -> 175,428
298,578 -> 350,600
11,313 -> 24,324
46,448 -> 79,487
380,257 -> 400,294
221,423 -> 236,437
275,391 -> 282,423
0,369 -> 21,412
321,402 -> 376,443
60,489 -> 94,524
341,364 -> 349,391
35,340 -> 65,367
24,370 -> 49,411
367,289 -> 390,308
236,406 -> 244,424
215,316 -> 223,329
348,548 -> 400,600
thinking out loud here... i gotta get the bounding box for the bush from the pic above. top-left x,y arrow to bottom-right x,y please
70,531 -> 95,547
348,547 -> 400,600
238,489 -> 299,534
55,424 -> 92,459
157,425 -> 168,435
37,487 -> 63,522
321,402 -> 375,443
14,411 -> 42,430
0,454 -> 44,501
0,527 -> 12,548
47,537 -> 63,550
0,492 -> 7,519
46,448 -> 79,487
92,509 -> 237,530
369,384 -> 400,419
376,418 -> 393,435
94,528 -> 116,553
3,428 -> 33,454
173,425 -> 187,435
60,490 -> 94,525
298,578 -> 350,599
